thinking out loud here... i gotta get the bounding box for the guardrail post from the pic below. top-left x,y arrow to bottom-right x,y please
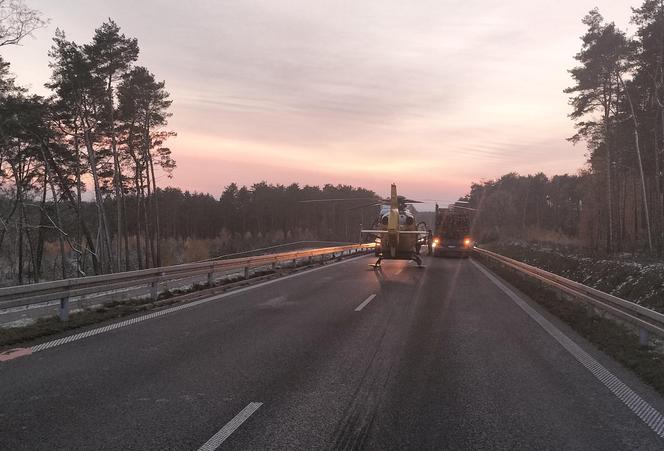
639,328 -> 650,347
59,296 -> 70,321
308,256 -> 313,264
207,271 -> 214,286
244,266 -> 249,279
271,262 -> 277,271
150,280 -> 159,301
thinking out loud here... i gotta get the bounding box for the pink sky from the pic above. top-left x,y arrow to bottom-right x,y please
1,0 -> 641,207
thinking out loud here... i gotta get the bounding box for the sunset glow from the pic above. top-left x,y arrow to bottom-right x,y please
2,0 -> 640,203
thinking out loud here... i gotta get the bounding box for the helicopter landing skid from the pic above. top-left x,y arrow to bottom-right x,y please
369,257 -> 382,269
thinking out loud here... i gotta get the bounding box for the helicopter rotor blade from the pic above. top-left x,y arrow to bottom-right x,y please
297,197 -> 379,204
345,202 -> 384,211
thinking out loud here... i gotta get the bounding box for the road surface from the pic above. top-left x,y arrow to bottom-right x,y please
2,255 -> 664,450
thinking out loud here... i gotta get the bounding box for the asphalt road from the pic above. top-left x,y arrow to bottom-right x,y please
2,254 -> 664,450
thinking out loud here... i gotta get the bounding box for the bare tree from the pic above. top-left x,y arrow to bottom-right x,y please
0,0 -> 46,47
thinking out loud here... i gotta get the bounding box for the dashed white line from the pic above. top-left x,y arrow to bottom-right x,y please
197,402 -> 262,451
355,294 -> 377,312
472,259 -> 664,438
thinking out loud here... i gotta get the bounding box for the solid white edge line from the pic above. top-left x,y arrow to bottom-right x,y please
355,294 -> 377,312
197,402 -> 262,451
471,259 -> 664,439
26,254 -> 370,355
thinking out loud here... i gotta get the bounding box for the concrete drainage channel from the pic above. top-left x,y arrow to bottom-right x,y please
0,247 -> 372,351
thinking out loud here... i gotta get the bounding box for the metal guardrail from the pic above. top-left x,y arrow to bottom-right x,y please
198,241 -> 354,262
474,247 -> 664,346
0,243 -> 375,321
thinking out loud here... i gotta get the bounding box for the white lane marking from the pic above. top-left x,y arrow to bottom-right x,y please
260,296 -> 287,307
355,294 -> 377,312
197,402 -> 262,451
23,255 -> 369,356
395,268 -> 404,275
472,259 -> 664,438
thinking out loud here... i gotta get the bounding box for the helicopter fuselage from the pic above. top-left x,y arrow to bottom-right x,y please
361,184 -> 429,267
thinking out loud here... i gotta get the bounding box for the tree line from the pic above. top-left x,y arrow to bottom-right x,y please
563,2 -> 664,254
467,169 -> 656,255
469,2 -> 664,255
159,183 -> 378,244
1,4 -> 176,284
466,173 -> 584,246
0,4 -> 380,285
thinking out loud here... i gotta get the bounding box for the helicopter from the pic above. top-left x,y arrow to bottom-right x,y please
359,183 -> 430,268
297,184 -> 431,267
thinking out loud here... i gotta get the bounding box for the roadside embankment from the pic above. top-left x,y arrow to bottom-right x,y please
483,241 -> 664,312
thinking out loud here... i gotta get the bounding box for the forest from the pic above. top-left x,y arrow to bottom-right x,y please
469,2 -> 664,257
0,3 -> 379,285
0,4 -> 179,284
7,0 -> 664,287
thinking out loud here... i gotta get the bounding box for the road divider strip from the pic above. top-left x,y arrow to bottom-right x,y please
473,259 -> 664,438
355,294 -> 377,312
197,402 -> 262,451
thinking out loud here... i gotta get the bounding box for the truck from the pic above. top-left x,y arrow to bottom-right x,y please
432,202 -> 474,258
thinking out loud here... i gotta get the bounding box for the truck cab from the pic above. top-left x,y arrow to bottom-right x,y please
432,203 -> 473,258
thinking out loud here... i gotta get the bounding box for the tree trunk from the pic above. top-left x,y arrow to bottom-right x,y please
34,177 -> 48,282
73,124 -> 85,275
41,136 -> 100,275
83,128 -> 114,272
621,75 -> 654,253
148,154 -> 161,267
143,160 -> 154,268
134,168 -> 144,270
604,114 -> 614,254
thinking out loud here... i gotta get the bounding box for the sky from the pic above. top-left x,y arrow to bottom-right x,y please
0,0 -> 642,207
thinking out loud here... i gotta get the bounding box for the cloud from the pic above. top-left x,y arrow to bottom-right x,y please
5,0 -> 640,204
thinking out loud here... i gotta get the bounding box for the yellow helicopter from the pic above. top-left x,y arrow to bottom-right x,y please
360,183 -> 430,268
